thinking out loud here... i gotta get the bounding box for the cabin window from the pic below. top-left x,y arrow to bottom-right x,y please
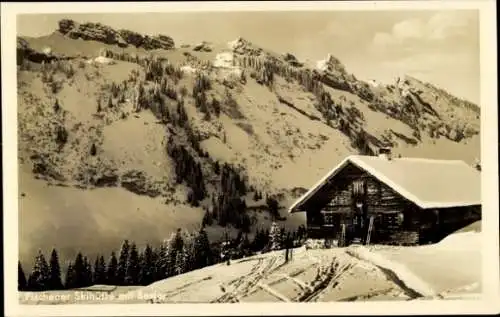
323,212 -> 334,226
379,211 -> 404,230
352,179 -> 366,196
397,212 -> 404,226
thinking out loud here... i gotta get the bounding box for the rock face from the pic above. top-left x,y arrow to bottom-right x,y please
283,53 -> 303,67
316,54 -> 348,75
192,41 -> 213,52
316,53 -> 374,102
57,19 -> 175,50
228,37 -> 262,56
17,38 -> 58,64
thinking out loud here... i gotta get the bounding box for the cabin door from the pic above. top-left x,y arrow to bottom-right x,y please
352,179 -> 368,241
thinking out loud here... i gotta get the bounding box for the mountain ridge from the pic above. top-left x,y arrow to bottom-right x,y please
16,18 -> 481,269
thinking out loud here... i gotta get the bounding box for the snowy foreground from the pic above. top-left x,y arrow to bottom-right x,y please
19,232 -> 481,304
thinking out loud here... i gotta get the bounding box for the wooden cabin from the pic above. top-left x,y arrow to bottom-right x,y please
288,151 -> 481,246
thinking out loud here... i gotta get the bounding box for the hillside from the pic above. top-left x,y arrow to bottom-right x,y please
17,19 -> 481,270
18,230 -> 482,303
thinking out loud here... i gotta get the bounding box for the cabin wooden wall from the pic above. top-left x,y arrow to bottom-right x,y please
418,205 -> 481,243
305,162 -> 421,245
304,162 -> 481,246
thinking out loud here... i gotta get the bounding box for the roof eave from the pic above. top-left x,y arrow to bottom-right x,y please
287,155 -> 481,213
420,201 -> 482,209
287,156 -> 354,214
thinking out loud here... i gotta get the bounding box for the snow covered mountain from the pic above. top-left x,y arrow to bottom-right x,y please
17,19 -> 480,273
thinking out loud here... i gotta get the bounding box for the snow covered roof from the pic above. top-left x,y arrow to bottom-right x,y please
288,155 -> 481,213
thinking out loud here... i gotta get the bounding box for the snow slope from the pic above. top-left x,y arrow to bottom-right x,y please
19,231 -> 482,304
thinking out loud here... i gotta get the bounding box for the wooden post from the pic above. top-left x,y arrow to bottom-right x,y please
340,223 -> 346,247
366,215 -> 375,245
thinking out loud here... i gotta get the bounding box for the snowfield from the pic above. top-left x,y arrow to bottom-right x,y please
18,231 -> 482,304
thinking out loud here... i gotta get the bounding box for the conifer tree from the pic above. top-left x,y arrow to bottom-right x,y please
18,261 -> 27,291
182,232 -> 196,273
54,98 -> 61,113
116,240 -> 130,285
201,209 -> 213,227
28,249 -> 50,291
269,222 -> 283,251
163,234 -> 175,278
174,247 -> 186,276
139,244 -> 155,286
193,227 -> 212,270
106,251 -> 118,285
251,229 -> 262,252
93,255 -> 106,285
212,98 -> 221,117
240,234 -> 252,257
48,249 -> 63,290
90,143 -> 97,156
83,256 -> 93,287
125,242 -> 140,285
253,191 -> 260,201
154,243 -> 167,280
134,82 -> 145,112
166,229 -> 184,277
96,97 -> 102,113
213,161 -> 220,175
64,262 -> 76,289
266,196 -> 280,220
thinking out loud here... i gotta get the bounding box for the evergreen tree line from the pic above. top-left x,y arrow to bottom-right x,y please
18,249 -> 64,291
192,73 -> 223,121
353,128 -> 374,156
235,55 -> 280,88
202,160 -> 285,231
206,162 -> 252,231
137,78 -> 205,160
99,48 -> 183,84
18,227 -> 214,291
237,54 -> 371,150
235,54 -> 319,92
234,54 -> 353,134
166,136 -> 207,206
130,76 -> 188,128
226,223 -> 308,260
18,222 -> 309,292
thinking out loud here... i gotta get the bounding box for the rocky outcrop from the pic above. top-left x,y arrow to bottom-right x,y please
316,53 -> 375,102
193,41 -> 213,52
228,37 -> 263,56
283,53 -> 303,67
316,53 -> 348,75
58,19 -> 127,47
57,19 -> 175,50
151,35 -> 175,50
120,170 -> 163,198
17,38 -> 60,64
119,29 -> 175,50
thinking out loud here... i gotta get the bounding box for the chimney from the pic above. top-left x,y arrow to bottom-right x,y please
378,148 -> 392,160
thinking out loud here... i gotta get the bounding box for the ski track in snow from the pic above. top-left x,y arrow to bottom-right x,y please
213,255 -> 280,303
257,282 -> 291,302
299,257 -> 354,302
19,238 -> 481,304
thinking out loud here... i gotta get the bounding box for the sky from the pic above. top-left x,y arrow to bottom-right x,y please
17,10 -> 480,104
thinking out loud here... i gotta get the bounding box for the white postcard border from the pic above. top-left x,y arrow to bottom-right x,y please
2,1 -> 499,316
